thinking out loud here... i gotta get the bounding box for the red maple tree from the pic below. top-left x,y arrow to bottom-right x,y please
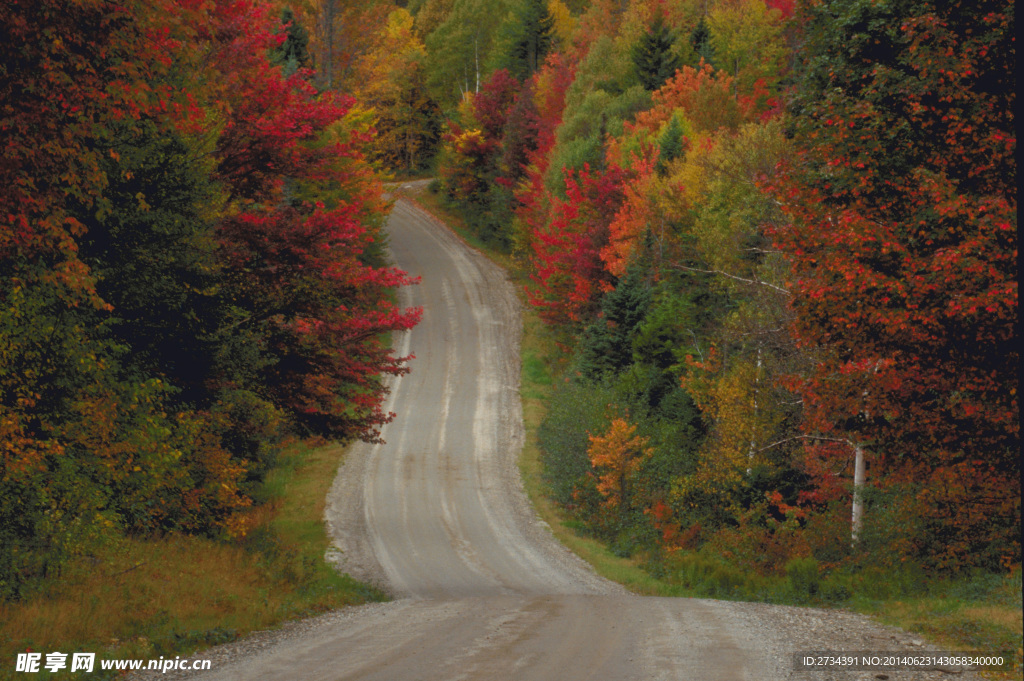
767,0 -> 1017,567
208,0 -> 421,442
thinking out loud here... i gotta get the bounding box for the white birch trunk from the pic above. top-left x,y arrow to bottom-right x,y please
851,444 -> 865,545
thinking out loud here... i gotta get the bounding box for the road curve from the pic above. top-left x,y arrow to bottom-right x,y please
170,197 -> 964,681
259,196 -> 776,680
326,198 -> 614,601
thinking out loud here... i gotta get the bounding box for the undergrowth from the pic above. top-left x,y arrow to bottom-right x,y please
0,441 -> 385,680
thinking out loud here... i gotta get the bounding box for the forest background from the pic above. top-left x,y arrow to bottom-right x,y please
0,0 -> 1019,674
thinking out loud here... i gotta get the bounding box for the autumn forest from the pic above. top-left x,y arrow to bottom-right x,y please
0,0 -> 1018,630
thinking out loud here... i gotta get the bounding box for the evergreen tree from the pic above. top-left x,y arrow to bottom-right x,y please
656,113 -> 685,174
75,118 -> 220,406
520,0 -> 555,75
271,8 -> 311,75
689,16 -> 714,67
576,253 -> 653,381
632,14 -> 682,91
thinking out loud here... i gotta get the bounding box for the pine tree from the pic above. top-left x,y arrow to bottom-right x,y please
656,113 -> 685,174
577,253 -> 653,381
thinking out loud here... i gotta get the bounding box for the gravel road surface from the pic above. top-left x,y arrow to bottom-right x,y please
137,192 -> 981,680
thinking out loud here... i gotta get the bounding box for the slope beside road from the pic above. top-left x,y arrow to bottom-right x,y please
137,195 -> 980,681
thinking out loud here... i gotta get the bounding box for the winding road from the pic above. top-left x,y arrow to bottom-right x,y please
181,194 -> 968,681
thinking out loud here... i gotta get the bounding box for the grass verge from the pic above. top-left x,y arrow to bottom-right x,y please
0,440 -> 384,680
851,581 -> 1023,680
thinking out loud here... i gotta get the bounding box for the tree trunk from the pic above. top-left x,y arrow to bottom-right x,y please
318,0 -> 336,90
851,444 -> 865,545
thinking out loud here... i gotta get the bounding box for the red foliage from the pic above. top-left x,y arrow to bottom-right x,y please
526,164 -> 627,326
601,150 -> 660,277
206,2 -> 347,203
209,0 -> 421,441
499,81 -> 543,186
513,53 -> 577,289
765,0 -> 795,19
768,0 -> 1017,566
472,69 -> 521,143
646,501 -> 699,550
532,53 -> 576,156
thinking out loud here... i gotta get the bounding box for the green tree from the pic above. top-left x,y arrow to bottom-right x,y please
74,118 -> 221,406
424,0 -> 508,106
689,16 -> 715,67
271,8 -> 312,75
491,0 -> 555,80
656,112 -> 686,174
576,255 -> 653,381
707,0 -> 786,91
632,13 -> 682,91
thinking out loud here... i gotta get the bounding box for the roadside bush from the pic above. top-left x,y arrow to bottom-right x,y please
538,379 -> 616,506
211,389 -> 288,504
667,551 -> 754,598
785,556 -> 820,601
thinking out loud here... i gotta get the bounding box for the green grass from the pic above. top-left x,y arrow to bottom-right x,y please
0,440 -> 385,680
851,574 -> 1023,679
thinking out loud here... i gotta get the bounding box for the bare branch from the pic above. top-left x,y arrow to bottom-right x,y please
670,263 -> 791,296
754,434 -> 853,454
687,329 -> 705,363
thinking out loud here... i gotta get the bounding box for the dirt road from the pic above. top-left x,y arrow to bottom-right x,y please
171,196 -> 976,681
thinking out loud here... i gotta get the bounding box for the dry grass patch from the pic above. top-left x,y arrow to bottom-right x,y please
961,606 -> 1024,636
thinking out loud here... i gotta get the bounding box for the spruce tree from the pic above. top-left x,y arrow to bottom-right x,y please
656,113 -> 685,174
689,16 -> 714,67
271,8 -> 311,74
631,14 -> 682,91
576,253 -> 653,381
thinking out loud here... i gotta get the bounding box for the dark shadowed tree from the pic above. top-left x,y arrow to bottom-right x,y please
632,13 -> 682,91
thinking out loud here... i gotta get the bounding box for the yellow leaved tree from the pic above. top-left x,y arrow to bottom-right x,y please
587,417 -> 654,510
